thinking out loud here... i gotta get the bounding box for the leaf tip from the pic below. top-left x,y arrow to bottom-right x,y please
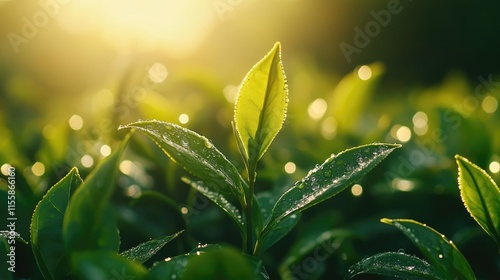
380,218 -> 393,224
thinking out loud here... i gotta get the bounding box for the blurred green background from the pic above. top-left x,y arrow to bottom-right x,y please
1,0 -> 500,279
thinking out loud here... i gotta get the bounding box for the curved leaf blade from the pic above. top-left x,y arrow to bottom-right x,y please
346,252 -> 443,280
456,155 -> 500,248
234,42 -> 288,163
120,121 -> 246,205
120,230 -> 184,264
182,178 -> 244,234
63,134 -> 130,252
72,251 -> 148,280
263,143 -> 399,235
30,167 -> 82,280
381,218 -> 476,280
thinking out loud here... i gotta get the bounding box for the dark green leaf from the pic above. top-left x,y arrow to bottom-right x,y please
120,230 -> 184,264
255,212 -> 300,255
456,155 -> 500,248
346,252 -> 443,279
63,134 -> 130,252
182,178 -> 244,235
382,218 -> 476,279
263,143 -> 399,236
234,42 -> 288,164
120,121 -> 247,206
30,167 -> 82,280
72,251 -> 148,280
280,229 -> 352,273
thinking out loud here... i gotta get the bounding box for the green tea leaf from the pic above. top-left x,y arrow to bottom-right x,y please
182,178 -> 244,234
120,230 -> 184,264
120,121 -> 247,206
456,155 -> 500,248
30,167 -> 82,280
0,237 -> 13,280
63,134 -> 130,252
234,42 -> 288,165
346,252 -> 443,279
149,254 -> 195,279
262,143 -> 399,236
72,251 -> 148,280
329,62 -> 384,134
381,218 -> 476,279
181,246 -> 255,280
279,229 -> 352,274
255,212 -> 300,255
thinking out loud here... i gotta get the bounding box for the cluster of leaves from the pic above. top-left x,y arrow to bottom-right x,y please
1,42 -> 500,279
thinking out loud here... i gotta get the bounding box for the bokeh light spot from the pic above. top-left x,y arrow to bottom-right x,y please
391,178 -> 415,192
482,96 -> 498,113
69,115 -> 83,130
81,155 -> 94,168
179,114 -> 189,124
100,145 -> 112,157
351,184 -> 363,196
32,162 -> 45,177
397,126 -> 412,142
284,162 -> 296,174
1,164 -> 12,176
489,161 -> 500,173
149,63 -> 168,83
307,98 -> 327,120
119,160 -> 135,175
321,117 -> 338,140
358,65 -> 372,80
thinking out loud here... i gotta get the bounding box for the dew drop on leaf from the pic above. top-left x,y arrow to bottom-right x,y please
323,169 -> 333,178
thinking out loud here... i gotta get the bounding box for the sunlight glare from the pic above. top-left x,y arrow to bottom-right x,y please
358,65 -> 372,80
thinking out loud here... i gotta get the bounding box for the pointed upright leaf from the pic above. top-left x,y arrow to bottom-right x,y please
63,134 -> 130,252
120,121 -> 247,205
234,42 -> 288,164
381,218 -> 476,279
262,143 -> 399,236
120,230 -> 184,264
456,155 -> 500,247
31,167 -> 82,280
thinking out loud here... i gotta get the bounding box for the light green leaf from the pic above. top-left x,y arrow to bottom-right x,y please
234,42 -> 288,165
120,230 -> 184,264
120,121 -> 247,206
456,155 -> 500,248
72,251 -> 148,280
329,62 -> 384,134
381,218 -> 476,280
63,134 -> 130,252
30,167 -> 82,280
262,143 -> 399,237
346,252 -> 443,280
181,246 -> 255,280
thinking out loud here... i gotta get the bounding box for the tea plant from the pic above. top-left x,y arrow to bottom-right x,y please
347,155 -> 500,279
21,42 -> 401,279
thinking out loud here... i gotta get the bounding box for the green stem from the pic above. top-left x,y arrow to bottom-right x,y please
244,160 -> 257,254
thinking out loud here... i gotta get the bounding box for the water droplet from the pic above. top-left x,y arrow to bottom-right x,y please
204,139 -> 212,149
438,254 -> 443,259
196,251 -> 201,255
397,249 -> 405,254
165,257 -> 172,262
323,169 -> 333,178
